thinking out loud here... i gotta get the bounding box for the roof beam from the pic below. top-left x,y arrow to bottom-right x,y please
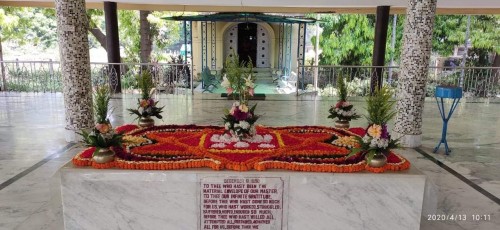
0,1 -> 499,14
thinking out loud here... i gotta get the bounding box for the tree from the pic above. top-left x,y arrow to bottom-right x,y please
314,14 -> 404,66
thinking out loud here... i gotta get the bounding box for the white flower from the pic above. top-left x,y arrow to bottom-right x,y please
234,141 -> 250,148
377,139 -> 389,148
239,121 -> 250,130
232,101 -> 240,107
245,74 -> 254,88
221,74 -> 231,88
263,134 -> 273,143
370,138 -> 379,148
362,135 -> 371,144
210,143 -> 227,148
224,122 -> 231,130
258,143 -> 275,148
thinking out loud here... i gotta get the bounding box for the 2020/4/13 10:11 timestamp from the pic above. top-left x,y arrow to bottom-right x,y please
472,214 -> 491,221
427,214 -> 491,221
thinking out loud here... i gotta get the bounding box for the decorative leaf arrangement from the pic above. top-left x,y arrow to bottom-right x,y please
348,86 -> 399,163
328,75 -> 361,121
79,86 -> 123,152
127,71 -> 164,120
221,52 -> 260,139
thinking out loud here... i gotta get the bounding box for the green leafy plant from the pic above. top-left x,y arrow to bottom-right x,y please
221,52 -> 255,105
347,86 -> 399,163
337,75 -> 348,101
93,86 -> 111,124
127,71 -> 164,120
328,76 -> 360,122
79,86 -> 122,152
365,86 -> 396,125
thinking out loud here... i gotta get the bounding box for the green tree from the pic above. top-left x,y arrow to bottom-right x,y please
314,14 -> 404,66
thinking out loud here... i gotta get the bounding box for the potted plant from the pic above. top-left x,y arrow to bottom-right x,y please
328,75 -> 360,129
348,87 -> 399,167
79,86 -> 123,164
221,52 -> 260,140
127,71 -> 164,127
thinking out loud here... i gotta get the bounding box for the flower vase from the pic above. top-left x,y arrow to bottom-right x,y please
139,116 -> 155,128
367,153 -> 387,168
92,148 -> 115,164
334,120 -> 350,129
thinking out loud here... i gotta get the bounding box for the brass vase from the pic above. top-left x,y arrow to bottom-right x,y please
92,148 -> 115,164
139,116 -> 155,128
367,153 -> 387,168
334,120 -> 350,129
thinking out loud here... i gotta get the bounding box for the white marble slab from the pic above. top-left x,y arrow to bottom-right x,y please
59,164 -> 426,230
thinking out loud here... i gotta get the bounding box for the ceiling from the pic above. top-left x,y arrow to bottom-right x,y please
1,0 -> 499,14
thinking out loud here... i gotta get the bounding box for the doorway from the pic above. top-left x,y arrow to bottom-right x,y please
237,23 -> 257,67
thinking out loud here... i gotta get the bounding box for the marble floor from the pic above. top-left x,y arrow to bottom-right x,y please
0,92 -> 498,229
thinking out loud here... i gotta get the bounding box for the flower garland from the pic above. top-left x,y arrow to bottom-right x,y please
72,124 -> 411,173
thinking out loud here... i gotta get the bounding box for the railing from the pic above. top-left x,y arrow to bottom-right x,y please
1,60 -> 499,98
0,60 -> 192,94
299,65 -> 500,98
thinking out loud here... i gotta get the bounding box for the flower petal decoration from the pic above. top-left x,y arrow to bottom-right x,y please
72,124 -> 410,173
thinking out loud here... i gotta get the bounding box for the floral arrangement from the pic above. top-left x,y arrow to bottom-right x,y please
127,71 -> 164,120
79,86 -> 122,153
222,101 -> 260,140
221,52 -> 259,139
348,87 -> 399,164
72,124 -> 410,173
328,75 -> 360,122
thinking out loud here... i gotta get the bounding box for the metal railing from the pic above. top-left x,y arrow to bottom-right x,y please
1,60 -> 499,98
299,65 -> 500,98
0,60 -> 192,94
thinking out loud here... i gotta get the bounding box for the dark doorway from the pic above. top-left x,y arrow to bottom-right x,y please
237,23 -> 257,66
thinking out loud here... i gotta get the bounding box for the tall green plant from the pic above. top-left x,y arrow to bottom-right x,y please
337,75 -> 348,101
137,71 -> 154,99
93,86 -> 111,124
365,87 -> 396,125
223,52 -> 254,104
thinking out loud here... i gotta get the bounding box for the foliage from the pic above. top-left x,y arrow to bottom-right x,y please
136,71 -> 154,99
0,7 -> 58,49
221,52 -> 255,105
328,101 -> 361,122
79,86 -> 122,150
327,75 -> 360,122
116,11 -> 183,62
127,71 -> 164,120
348,124 -> 400,162
337,75 -> 348,101
365,86 -> 396,125
79,127 -> 123,149
316,14 -> 375,65
93,86 -> 111,124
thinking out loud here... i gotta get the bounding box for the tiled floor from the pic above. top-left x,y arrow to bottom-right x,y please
0,92 -> 498,230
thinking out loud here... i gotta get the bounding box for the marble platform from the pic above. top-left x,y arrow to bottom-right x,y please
59,163 -> 427,230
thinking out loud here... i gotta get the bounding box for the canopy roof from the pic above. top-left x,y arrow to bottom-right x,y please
163,13 -> 317,23
2,0 -> 499,14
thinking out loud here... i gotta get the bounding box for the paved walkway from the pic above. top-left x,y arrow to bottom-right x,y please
0,92 -> 498,229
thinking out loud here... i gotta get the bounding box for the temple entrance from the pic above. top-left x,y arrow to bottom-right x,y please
237,23 -> 257,66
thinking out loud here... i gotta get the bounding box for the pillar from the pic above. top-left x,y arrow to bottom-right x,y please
394,0 -> 437,147
55,0 -> 94,142
104,1 -> 122,93
371,6 -> 390,94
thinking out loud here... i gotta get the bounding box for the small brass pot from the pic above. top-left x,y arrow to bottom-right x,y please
334,120 -> 350,129
367,153 -> 387,168
92,148 -> 115,164
139,116 -> 155,128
